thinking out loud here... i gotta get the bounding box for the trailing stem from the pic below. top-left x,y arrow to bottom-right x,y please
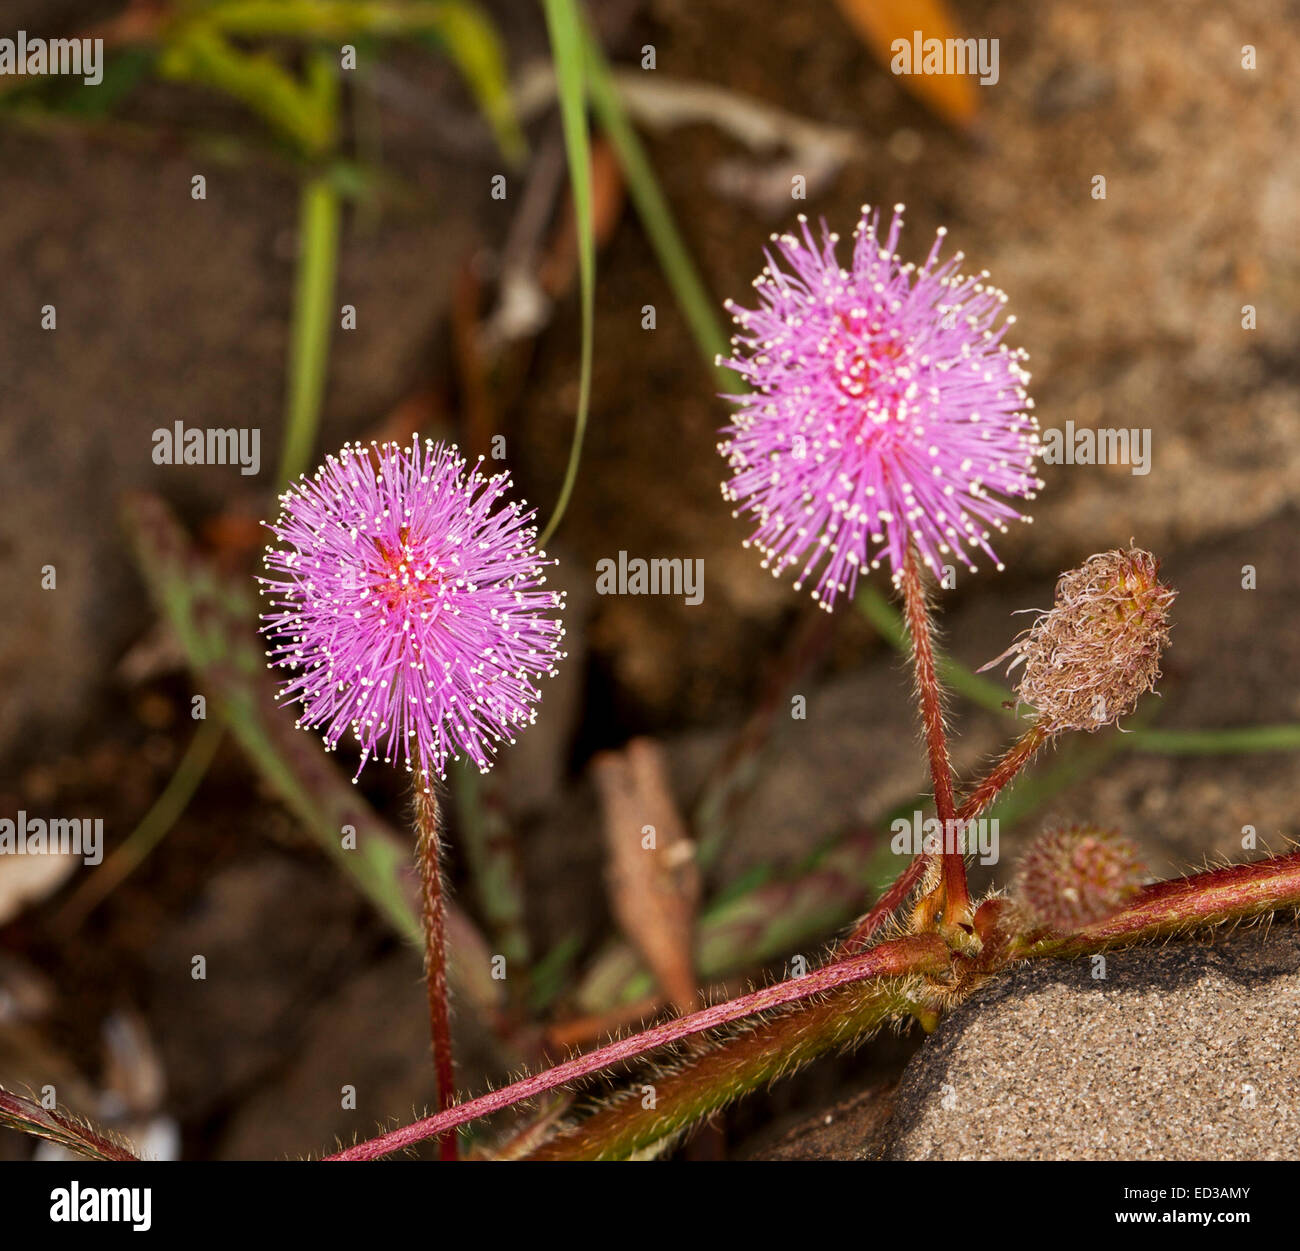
322,849 -> 1300,1163
414,778 -> 458,1162
323,934 -> 948,1160
526,851 -> 1300,1160
1020,849 -> 1300,959
0,1090 -> 139,1163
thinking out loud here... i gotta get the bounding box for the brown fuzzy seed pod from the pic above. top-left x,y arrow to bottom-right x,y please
1004,546 -> 1174,734
1013,824 -> 1147,932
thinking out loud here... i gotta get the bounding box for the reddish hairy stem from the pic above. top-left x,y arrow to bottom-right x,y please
900,549 -> 958,823
0,1090 -> 139,1162
326,850 -> 1300,1163
528,851 -> 1300,1160
322,934 -> 949,1161
529,969 -> 925,1160
1024,850 -> 1300,959
899,549 -> 968,924
839,852 -> 932,953
957,722 -> 1050,822
839,723 -> 1051,951
414,781 -> 458,1162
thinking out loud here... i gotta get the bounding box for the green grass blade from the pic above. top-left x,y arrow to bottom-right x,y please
1121,724 -> 1300,754
159,22 -> 339,155
278,172 -> 341,487
198,2 -> 526,162
452,760 -> 533,979
538,0 -> 595,549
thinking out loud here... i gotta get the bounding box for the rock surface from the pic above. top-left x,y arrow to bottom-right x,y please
884,930 -> 1300,1160
756,930 -> 1300,1160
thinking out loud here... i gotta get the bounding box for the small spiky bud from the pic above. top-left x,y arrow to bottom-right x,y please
1013,824 -> 1147,932
994,546 -> 1174,734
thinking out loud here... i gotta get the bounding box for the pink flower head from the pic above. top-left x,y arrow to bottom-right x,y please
719,205 -> 1042,609
260,437 -> 566,782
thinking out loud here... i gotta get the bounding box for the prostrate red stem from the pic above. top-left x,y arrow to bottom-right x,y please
323,934 -> 948,1161
325,847 -> 1300,1162
1024,850 -> 1300,959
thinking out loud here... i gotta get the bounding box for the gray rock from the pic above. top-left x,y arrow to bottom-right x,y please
883,930 -> 1300,1160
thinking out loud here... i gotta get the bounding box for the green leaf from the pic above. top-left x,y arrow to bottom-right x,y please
420,3 -> 527,164
158,23 -> 339,156
204,1 -> 527,163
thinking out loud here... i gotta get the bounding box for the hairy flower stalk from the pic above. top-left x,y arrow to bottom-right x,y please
720,207 -> 1042,936
414,783 -> 457,1159
899,547 -> 969,931
838,727 -> 1048,954
953,722 -> 1051,826
261,437 -> 566,1164
900,545 -> 1178,922
841,853 -> 934,953
844,552 -> 1172,951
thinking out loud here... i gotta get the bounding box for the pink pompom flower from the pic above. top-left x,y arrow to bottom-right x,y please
719,205 -> 1043,609
260,437 -> 566,781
